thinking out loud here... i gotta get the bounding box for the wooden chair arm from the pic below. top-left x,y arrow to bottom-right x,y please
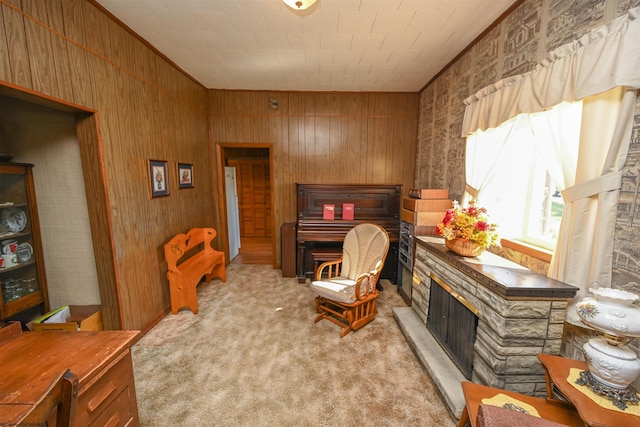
353,260 -> 384,300
353,272 -> 377,301
315,257 -> 343,280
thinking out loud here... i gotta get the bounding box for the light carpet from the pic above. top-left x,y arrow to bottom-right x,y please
131,264 -> 456,426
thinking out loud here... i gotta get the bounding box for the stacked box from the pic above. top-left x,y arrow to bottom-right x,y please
408,188 -> 449,199
402,189 -> 451,235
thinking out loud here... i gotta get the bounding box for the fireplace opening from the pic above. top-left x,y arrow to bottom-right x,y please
426,273 -> 478,379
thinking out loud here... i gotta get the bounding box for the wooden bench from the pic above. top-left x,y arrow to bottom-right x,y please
164,227 -> 226,314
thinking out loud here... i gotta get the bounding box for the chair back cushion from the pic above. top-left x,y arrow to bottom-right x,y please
340,223 -> 389,280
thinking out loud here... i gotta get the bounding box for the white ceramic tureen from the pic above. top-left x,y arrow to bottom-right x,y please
576,287 -> 640,402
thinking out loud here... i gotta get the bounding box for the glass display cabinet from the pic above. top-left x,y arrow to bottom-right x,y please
0,162 -> 49,325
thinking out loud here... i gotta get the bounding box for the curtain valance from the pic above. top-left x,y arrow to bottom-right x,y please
461,6 -> 640,137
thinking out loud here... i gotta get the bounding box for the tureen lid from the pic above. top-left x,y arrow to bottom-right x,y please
589,287 -> 639,304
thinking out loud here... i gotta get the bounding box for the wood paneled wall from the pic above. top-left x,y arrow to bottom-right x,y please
209,90 -> 419,265
0,0 -> 213,331
0,0 -> 419,331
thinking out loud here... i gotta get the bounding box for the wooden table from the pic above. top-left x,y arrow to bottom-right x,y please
538,354 -> 640,427
457,381 -> 584,427
0,322 -> 140,427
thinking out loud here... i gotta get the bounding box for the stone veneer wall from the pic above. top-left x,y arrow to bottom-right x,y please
414,0 -> 640,364
416,0 -> 640,285
413,243 -> 570,395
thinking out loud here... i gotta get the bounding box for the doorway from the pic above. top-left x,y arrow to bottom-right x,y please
217,144 -> 275,265
0,84 -> 120,330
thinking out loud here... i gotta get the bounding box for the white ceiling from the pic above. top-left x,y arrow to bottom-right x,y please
95,0 -> 515,92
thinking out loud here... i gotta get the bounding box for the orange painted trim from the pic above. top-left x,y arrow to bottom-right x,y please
501,238 -> 553,263
90,113 -> 126,330
0,80 -> 96,113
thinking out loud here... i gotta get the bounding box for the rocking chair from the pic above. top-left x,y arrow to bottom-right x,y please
310,223 -> 390,337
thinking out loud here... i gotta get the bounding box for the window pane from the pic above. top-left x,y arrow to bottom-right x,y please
465,102 -> 580,252
522,166 -> 563,249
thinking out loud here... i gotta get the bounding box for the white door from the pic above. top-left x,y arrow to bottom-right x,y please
224,167 -> 241,260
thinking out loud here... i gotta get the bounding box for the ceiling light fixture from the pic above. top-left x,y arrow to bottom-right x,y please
282,0 -> 317,10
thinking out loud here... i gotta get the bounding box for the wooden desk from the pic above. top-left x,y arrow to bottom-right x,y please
0,403 -> 31,426
538,354 -> 640,427
0,323 -> 140,427
457,381 -> 584,427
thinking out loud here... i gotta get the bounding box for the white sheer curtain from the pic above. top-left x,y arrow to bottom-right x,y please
528,102 -> 582,195
465,103 -> 581,241
461,6 -> 640,324
463,117 -> 518,204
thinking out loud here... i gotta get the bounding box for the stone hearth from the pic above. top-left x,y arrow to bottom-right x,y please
394,236 -> 578,418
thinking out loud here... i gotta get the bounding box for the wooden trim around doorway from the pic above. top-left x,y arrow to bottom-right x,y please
215,143 -> 276,267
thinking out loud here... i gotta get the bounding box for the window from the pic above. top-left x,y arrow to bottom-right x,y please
465,102 -> 582,251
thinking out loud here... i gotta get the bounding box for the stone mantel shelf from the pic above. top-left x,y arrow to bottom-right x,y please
416,236 -> 578,299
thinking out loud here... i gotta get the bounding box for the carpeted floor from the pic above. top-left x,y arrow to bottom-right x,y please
131,264 -> 456,426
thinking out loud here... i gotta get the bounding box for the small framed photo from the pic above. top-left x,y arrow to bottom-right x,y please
177,163 -> 194,189
149,160 -> 169,197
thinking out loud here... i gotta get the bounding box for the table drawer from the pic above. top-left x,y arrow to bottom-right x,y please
75,349 -> 139,427
90,385 -> 136,427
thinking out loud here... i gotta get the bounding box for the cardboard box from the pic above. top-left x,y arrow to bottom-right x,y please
401,208 -> 445,226
403,198 -> 452,212
408,188 -> 449,199
414,225 -> 439,236
32,305 -> 103,332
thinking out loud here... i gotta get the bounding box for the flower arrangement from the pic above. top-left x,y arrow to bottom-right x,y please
437,200 -> 500,249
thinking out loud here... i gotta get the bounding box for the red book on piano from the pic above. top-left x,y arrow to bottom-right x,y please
342,203 -> 354,220
323,204 -> 335,220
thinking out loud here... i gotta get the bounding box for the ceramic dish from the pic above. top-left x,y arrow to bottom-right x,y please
16,242 -> 33,263
1,208 -> 27,233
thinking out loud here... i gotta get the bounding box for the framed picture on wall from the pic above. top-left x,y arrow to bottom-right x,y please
149,160 -> 169,197
177,163 -> 194,189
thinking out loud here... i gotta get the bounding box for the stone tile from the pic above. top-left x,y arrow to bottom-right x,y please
505,355 -> 545,374
549,308 -> 567,323
476,328 -> 542,356
543,339 -> 562,354
477,285 -> 552,318
547,322 -> 564,340
474,338 -> 506,373
477,326 -> 546,348
505,382 -> 537,395
472,357 -> 504,388
482,310 -> 550,339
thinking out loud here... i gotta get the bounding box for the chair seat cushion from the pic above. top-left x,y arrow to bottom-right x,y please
310,277 -> 357,304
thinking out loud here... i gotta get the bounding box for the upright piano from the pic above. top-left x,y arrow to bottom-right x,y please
296,183 -> 401,283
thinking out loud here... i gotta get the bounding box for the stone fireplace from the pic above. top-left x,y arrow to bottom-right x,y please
393,236 -> 578,417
